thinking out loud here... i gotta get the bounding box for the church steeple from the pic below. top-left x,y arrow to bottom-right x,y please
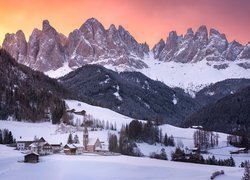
83,126 -> 89,151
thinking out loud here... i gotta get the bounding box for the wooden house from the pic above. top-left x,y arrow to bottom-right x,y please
64,144 -> 76,155
16,137 -> 33,150
24,152 -> 39,163
29,137 -> 52,155
64,144 -> 84,155
51,143 -> 62,153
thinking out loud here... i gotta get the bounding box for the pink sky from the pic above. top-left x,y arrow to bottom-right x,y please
0,0 -> 249,48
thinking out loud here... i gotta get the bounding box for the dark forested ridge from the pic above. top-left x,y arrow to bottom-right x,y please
195,78 -> 250,107
0,49 -> 67,123
184,85 -> 250,140
60,64 -> 200,125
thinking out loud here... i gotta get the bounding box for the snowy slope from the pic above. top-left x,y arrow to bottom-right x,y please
140,53 -> 250,96
0,145 -> 244,180
45,52 -> 250,95
0,99 -> 249,180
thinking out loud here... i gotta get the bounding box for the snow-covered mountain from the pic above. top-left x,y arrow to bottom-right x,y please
2,18 -> 250,93
2,18 -> 149,72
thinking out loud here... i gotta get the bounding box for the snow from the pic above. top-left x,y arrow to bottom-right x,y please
45,62 -> 74,79
44,51 -> 250,95
65,100 -> 132,129
0,145 -> 244,180
172,94 -> 178,105
140,52 -> 250,95
0,99 -> 249,179
113,85 -> 122,101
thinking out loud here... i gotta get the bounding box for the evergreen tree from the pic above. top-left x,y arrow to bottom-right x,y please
67,133 -> 73,144
0,129 -> 2,144
242,161 -> 250,180
8,131 -> 14,144
73,134 -> 80,144
108,134 -> 118,152
3,129 -> 9,144
163,133 -> 169,146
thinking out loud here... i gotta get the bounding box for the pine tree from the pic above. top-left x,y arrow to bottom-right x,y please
8,131 -> 14,144
3,129 -> 9,144
243,161 -> 250,180
108,134 -> 118,152
163,133 -> 168,146
0,129 -> 2,144
67,133 -> 73,144
73,134 -> 80,144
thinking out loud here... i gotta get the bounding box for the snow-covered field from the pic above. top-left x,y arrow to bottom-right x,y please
0,145 -> 244,180
0,100 -> 249,179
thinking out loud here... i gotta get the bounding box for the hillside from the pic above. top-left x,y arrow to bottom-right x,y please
0,49 -> 67,123
195,78 -> 250,107
59,65 -> 200,125
184,86 -> 250,140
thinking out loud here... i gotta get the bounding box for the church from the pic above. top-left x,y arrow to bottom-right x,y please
83,126 -> 104,152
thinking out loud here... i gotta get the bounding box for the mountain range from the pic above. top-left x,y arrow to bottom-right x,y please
1,18 -> 250,137
2,18 -> 250,73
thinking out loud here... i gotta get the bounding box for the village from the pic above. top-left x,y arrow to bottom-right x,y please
16,125 -> 110,163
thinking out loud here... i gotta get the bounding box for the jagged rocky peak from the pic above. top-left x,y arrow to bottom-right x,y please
165,31 -> 179,50
184,28 -> 194,39
79,17 -> 106,42
66,18 -> 148,70
206,28 -> 228,56
153,25 -> 249,65
2,30 -> 27,64
26,20 -> 66,71
108,24 -> 117,32
194,25 -> 208,47
239,42 -> 250,59
152,39 -> 165,59
224,40 -> 244,61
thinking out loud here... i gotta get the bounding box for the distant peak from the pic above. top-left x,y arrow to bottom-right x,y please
108,24 -> 117,32
197,25 -> 208,32
184,28 -> 194,39
168,31 -> 178,39
118,25 -> 126,32
86,17 -> 100,24
80,17 -> 104,32
42,19 -> 56,33
209,28 -> 221,36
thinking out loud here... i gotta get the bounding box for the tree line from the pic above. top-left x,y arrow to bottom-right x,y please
108,120 -> 175,156
0,129 -> 15,144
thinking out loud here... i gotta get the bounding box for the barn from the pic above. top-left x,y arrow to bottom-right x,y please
24,152 -> 39,163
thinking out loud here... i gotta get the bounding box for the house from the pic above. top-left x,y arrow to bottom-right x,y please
87,138 -> 102,152
29,137 -> 52,155
73,144 -> 84,154
24,152 -> 39,163
230,148 -> 248,154
16,137 -> 33,150
64,144 -> 76,155
51,143 -> 62,153
64,144 -> 84,155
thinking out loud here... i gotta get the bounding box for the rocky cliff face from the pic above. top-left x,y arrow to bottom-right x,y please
2,20 -> 250,72
2,18 -> 149,72
153,25 -> 250,66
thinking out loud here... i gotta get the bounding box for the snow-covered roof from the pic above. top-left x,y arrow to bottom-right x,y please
88,138 -> 98,146
64,144 -> 76,149
29,143 -> 38,148
25,152 -> 39,156
73,144 -> 84,148
16,137 -> 33,142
